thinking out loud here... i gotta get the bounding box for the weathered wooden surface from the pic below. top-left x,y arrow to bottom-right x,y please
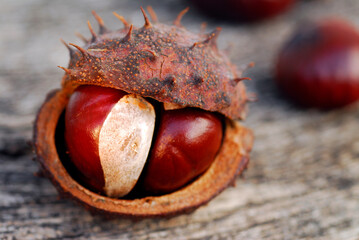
1,0 -> 359,239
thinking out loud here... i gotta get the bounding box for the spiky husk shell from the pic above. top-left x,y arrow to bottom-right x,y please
61,10 -> 248,120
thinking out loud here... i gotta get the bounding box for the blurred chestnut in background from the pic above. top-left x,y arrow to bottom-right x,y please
275,18 -> 359,109
191,0 -> 295,22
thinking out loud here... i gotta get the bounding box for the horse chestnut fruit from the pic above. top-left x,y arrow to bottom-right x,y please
33,8 -> 253,218
192,0 -> 295,22
275,18 -> 359,109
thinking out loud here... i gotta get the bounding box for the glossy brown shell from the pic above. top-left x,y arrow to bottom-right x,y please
33,89 -> 253,218
61,11 -> 248,120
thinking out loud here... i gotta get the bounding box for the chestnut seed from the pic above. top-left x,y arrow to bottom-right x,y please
141,108 -> 223,194
275,18 -> 359,109
192,0 -> 295,22
65,85 -> 155,197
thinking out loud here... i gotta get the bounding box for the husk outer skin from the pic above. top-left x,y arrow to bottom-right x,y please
62,23 -> 248,120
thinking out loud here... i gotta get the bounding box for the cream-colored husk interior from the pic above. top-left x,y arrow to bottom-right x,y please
99,94 -> 155,198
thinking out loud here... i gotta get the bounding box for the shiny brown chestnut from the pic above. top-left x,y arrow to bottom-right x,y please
275,18 -> 359,109
33,8 -> 253,218
192,0 -> 295,22
141,107 -> 223,195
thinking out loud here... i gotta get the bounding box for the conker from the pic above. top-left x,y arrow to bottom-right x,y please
142,108 -> 223,194
33,8 -> 253,218
65,85 -> 155,198
192,0 -> 295,22
275,18 -> 359,109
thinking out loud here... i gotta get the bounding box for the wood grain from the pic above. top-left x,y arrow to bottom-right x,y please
1,0 -> 359,239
